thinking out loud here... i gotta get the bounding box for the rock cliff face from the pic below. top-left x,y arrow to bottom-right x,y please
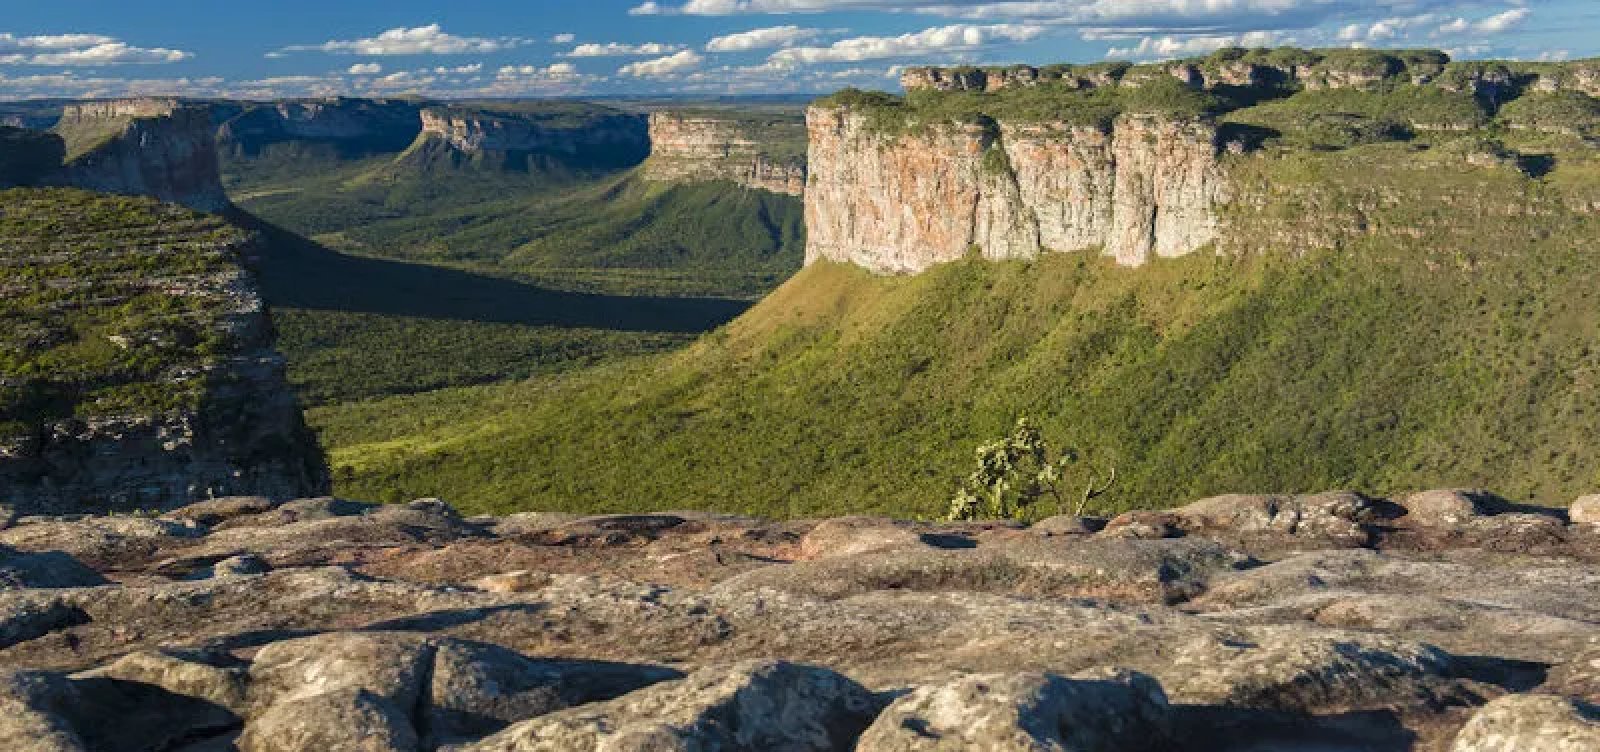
48,99 -> 229,213
805,108 -> 1224,272
410,107 -> 648,169
216,98 -> 424,158
0,189 -> 327,516
642,112 -> 807,196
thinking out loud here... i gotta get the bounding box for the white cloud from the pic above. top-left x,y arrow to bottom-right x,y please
707,25 -> 823,52
551,33 -> 577,44
565,42 -> 685,57
768,23 -> 1044,65
0,33 -> 191,66
1472,7 -> 1530,34
347,63 -> 382,75
1105,30 -> 1285,60
619,49 -> 705,77
273,24 -> 527,56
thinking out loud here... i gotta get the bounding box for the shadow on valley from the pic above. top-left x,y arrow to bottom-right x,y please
231,210 -> 751,334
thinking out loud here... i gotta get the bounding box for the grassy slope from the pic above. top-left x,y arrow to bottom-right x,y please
312,132 -> 1600,516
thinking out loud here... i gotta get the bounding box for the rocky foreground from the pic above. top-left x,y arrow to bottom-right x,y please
4,491 -> 1600,750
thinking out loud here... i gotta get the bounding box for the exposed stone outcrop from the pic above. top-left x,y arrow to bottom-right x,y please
409,107 -> 649,169
642,111 -> 807,196
804,107 -> 1225,272
0,190 -> 328,516
48,99 -> 229,212
0,490 -> 1598,749
216,97 -> 424,158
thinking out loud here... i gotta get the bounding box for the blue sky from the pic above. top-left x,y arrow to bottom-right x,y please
0,1 -> 1594,99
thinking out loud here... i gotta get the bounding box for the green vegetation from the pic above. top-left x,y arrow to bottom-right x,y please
309,132 -> 1600,517
946,418 -> 1114,522
1499,91 -> 1600,135
820,77 -> 1221,134
243,214 -> 749,406
53,118 -> 131,163
0,188 -> 250,438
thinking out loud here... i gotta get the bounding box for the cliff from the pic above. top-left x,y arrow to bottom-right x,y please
217,98 -> 424,158
405,105 -> 649,171
48,99 -> 229,213
0,189 -> 328,516
642,112 -> 807,196
898,49 -> 1600,96
805,108 -> 1224,271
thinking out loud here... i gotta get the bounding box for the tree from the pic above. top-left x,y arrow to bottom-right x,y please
945,417 -> 1115,522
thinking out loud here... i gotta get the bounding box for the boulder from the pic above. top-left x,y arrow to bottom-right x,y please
798,517 -> 923,559
462,660 -> 878,751
425,640 -> 676,746
237,688 -> 419,752
1099,511 -> 1183,540
0,517 -> 202,567
0,592 -> 88,649
1173,491 -> 1391,542
1542,648 -> 1600,704
0,671 -> 86,752
1162,627 -> 1459,713
855,668 -> 1169,751
1570,495 -> 1600,526
246,632 -> 432,712
1451,694 -> 1600,751
87,648 -> 249,713
1397,490 -> 1486,527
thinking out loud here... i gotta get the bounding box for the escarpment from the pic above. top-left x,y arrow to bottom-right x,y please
48,99 -> 229,213
805,107 -> 1225,272
217,97 -> 424,158
0,189 -> 328,516
406,106 -> 649,170
642,111 -> 807,196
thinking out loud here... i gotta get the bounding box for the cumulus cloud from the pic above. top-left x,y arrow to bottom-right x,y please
347,63 -> 382,75
768,23 -> 1044,65
272,24 -> 527,56
619,49 -> 705,76
707,25 -> 823,52
551,33 -> 577,44
1105,30 -> 1286,60
565,42 -> 685,57
1440,7 -> 1531,35
0,33 -> 191,65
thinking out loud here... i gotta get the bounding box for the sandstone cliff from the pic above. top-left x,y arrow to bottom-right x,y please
0,189 -> 327,516
407,106 -> 649,170
805,108 -> 1224,272
48,99 -> 229,213
216,97 -> 424,158
642,112 -> 807,196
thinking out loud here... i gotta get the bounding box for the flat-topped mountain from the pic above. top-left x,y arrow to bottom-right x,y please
216,97 -> 424,160
808,48 -> 1600,274
642,110 -> 807,196
401,103 -> 649,172
49,99 -> 230,213
0,188 -> 327,515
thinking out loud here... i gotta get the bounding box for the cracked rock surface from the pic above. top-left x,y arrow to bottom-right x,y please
1,491 -> 1598,750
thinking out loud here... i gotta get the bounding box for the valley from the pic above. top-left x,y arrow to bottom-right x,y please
6,33 -> 1600,751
